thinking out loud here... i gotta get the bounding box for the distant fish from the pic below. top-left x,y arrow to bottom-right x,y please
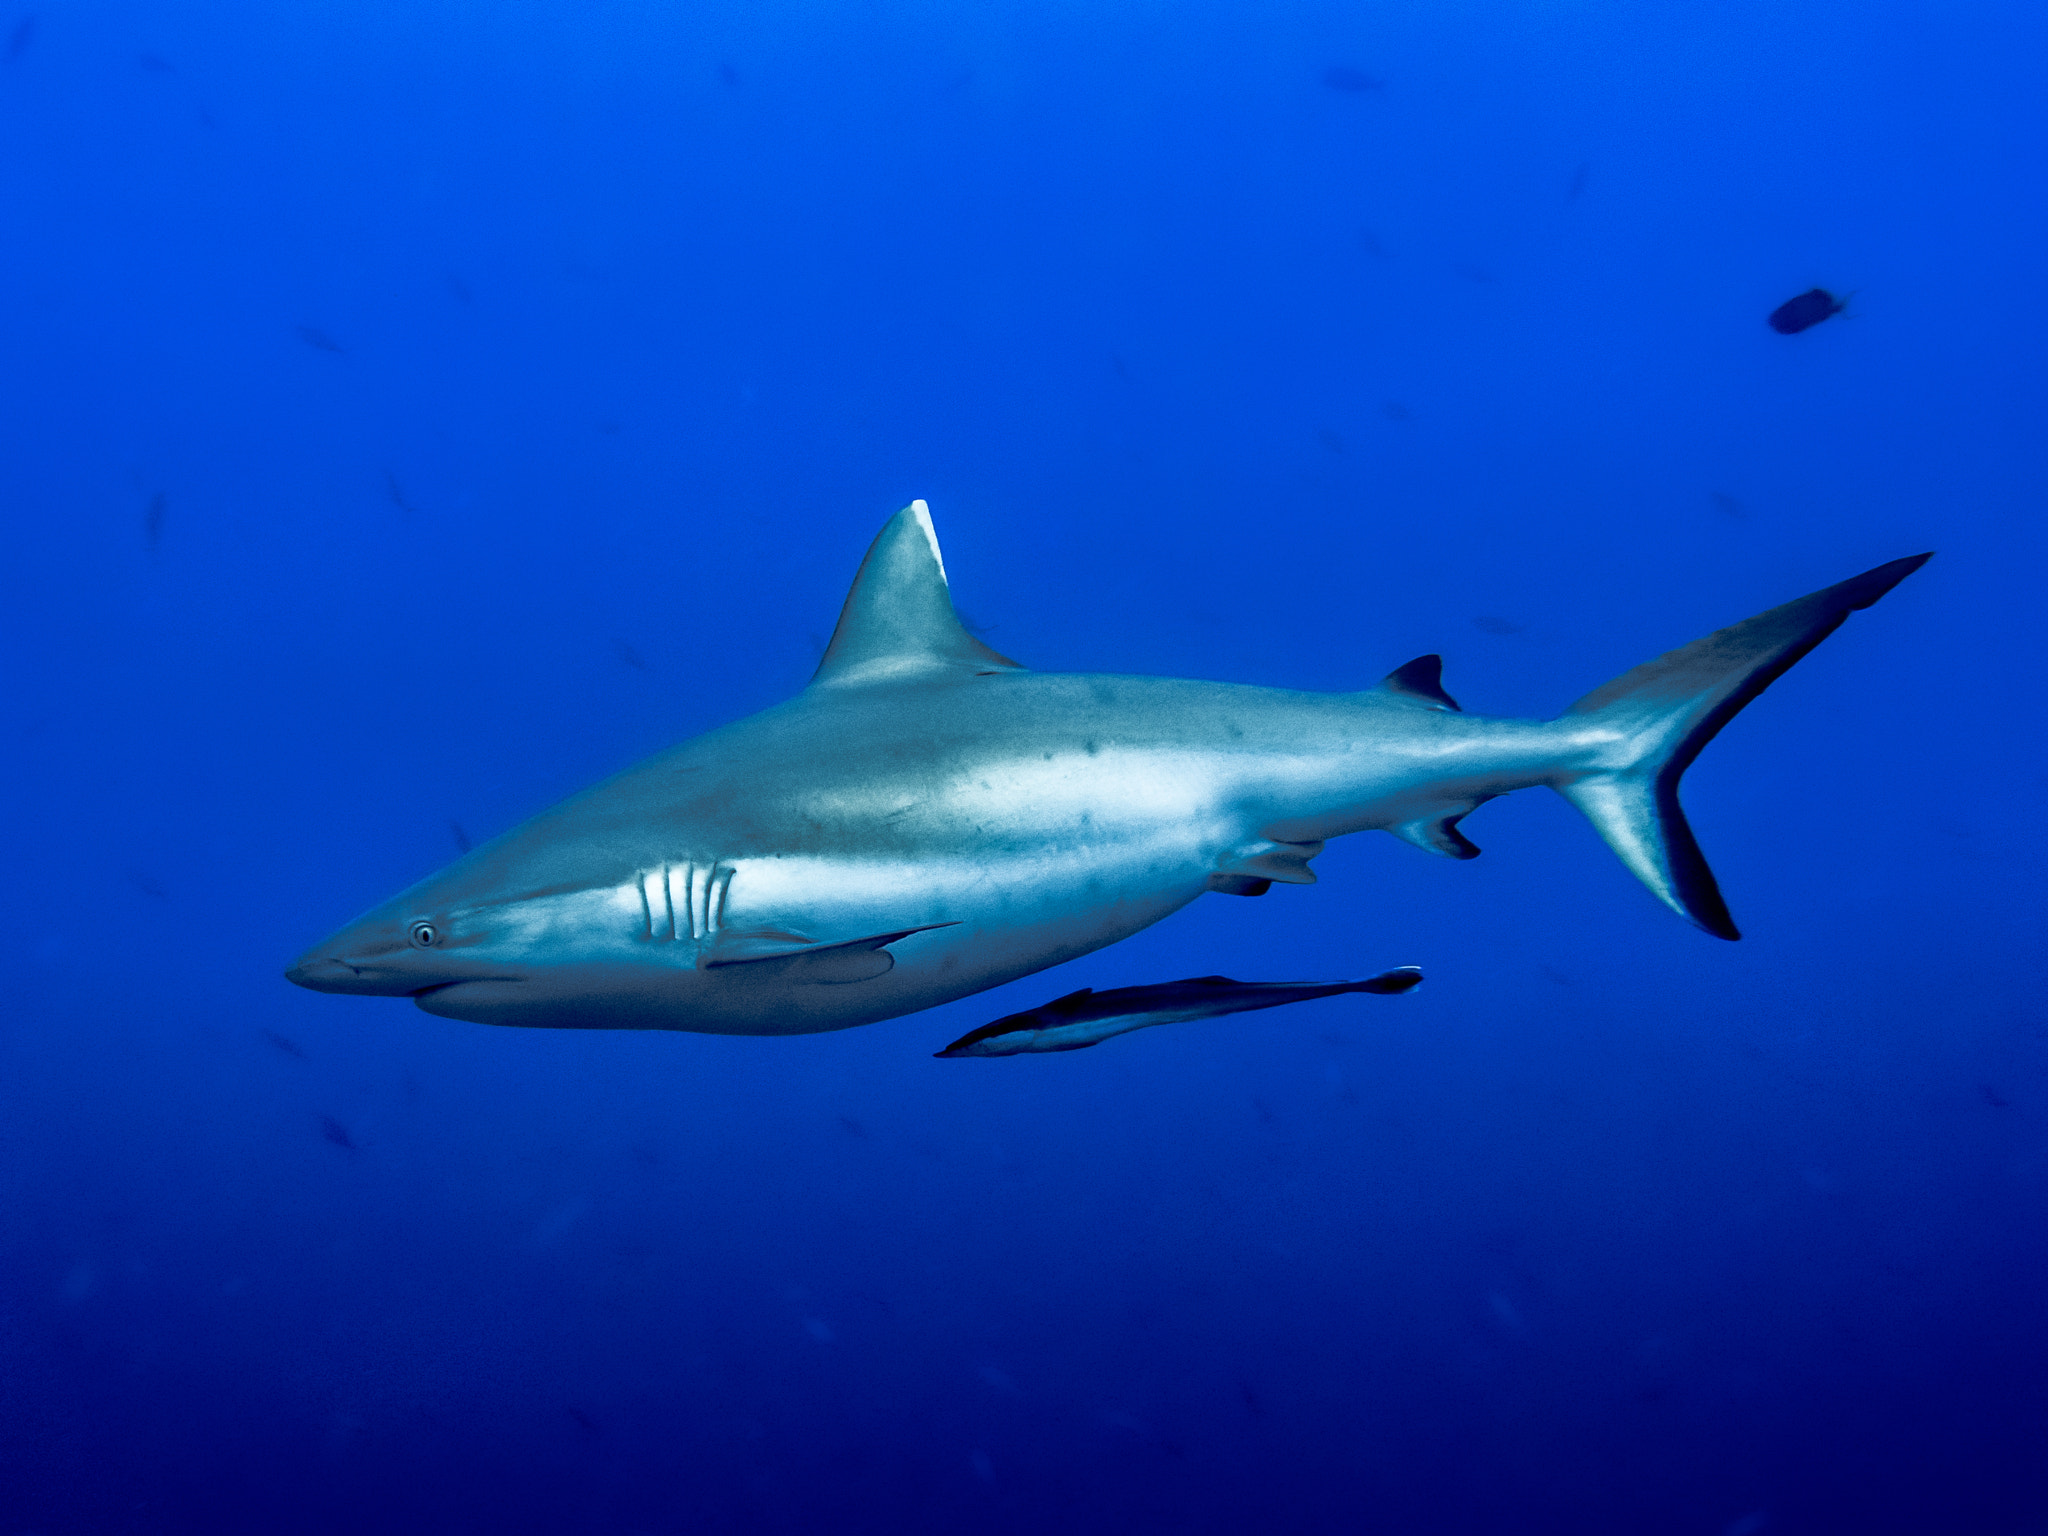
296,325 -> 344,353
1566,162 -> 1590,200
936,969 -> 1422,1058
448,819 -> 472,854
6,15 -> 36,61
319,1115 -> 355,1149
611,638 -> 647,670
261,1029 -> 307,1059
383,469 -> 416,513
1323,65 -> 1382,93
1767,288 -> 1845,335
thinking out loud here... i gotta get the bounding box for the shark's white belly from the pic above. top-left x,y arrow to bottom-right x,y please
439,755 -> 1256,1033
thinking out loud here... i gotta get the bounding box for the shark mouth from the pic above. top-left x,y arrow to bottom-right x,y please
408,977 -> 528,1020
411,978 -> 520,999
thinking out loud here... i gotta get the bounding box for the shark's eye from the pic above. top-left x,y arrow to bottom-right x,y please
408,921 -> 440,949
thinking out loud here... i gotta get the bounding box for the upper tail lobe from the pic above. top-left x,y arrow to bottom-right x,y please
1550,553 -> 1931,938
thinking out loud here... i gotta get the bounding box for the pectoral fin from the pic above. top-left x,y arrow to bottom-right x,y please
706,923 -> 958,985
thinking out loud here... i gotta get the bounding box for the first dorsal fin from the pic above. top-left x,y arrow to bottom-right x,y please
810,502 -> 1024,687
1377,655 -> 1462,711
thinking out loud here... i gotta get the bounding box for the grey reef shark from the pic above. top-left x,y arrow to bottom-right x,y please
287,501 -> 1929,1052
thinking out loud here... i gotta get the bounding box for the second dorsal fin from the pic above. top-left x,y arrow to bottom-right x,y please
810,501 -> 1025,688
1376,655 -> 1462,711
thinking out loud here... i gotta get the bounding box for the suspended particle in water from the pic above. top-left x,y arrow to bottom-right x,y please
1323,65 -> 1382,92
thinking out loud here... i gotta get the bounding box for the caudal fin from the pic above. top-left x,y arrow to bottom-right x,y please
1554,553 -> 1931,939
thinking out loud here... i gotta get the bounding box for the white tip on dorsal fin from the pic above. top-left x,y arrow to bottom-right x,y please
810,501 -> 1025,687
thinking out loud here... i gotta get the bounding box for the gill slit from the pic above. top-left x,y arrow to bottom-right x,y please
640,861 -> 734,944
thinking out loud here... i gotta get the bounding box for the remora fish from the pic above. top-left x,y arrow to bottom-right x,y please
936,969 -> 1424,1058
285,502 -> 1929,1037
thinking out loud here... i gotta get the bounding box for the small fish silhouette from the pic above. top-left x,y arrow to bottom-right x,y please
296,325 -> 344,354
319,1116 -> 355,1150
261,1030 -> 307,1059
1767,288 -> 1845,335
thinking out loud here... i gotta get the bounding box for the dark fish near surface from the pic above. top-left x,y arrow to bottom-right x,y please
936,968 -> 1423,1058
1767,288 -> 1845,334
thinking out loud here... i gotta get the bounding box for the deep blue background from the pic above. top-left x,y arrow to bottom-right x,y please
3,1 -> 2045,1531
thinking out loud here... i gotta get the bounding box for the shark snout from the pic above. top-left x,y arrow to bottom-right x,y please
285,950 -> 434,996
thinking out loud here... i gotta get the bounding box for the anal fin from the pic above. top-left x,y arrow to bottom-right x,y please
1391,814 -> 1481,860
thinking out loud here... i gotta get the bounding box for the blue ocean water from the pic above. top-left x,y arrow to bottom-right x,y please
3,1 -> 2044,1530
